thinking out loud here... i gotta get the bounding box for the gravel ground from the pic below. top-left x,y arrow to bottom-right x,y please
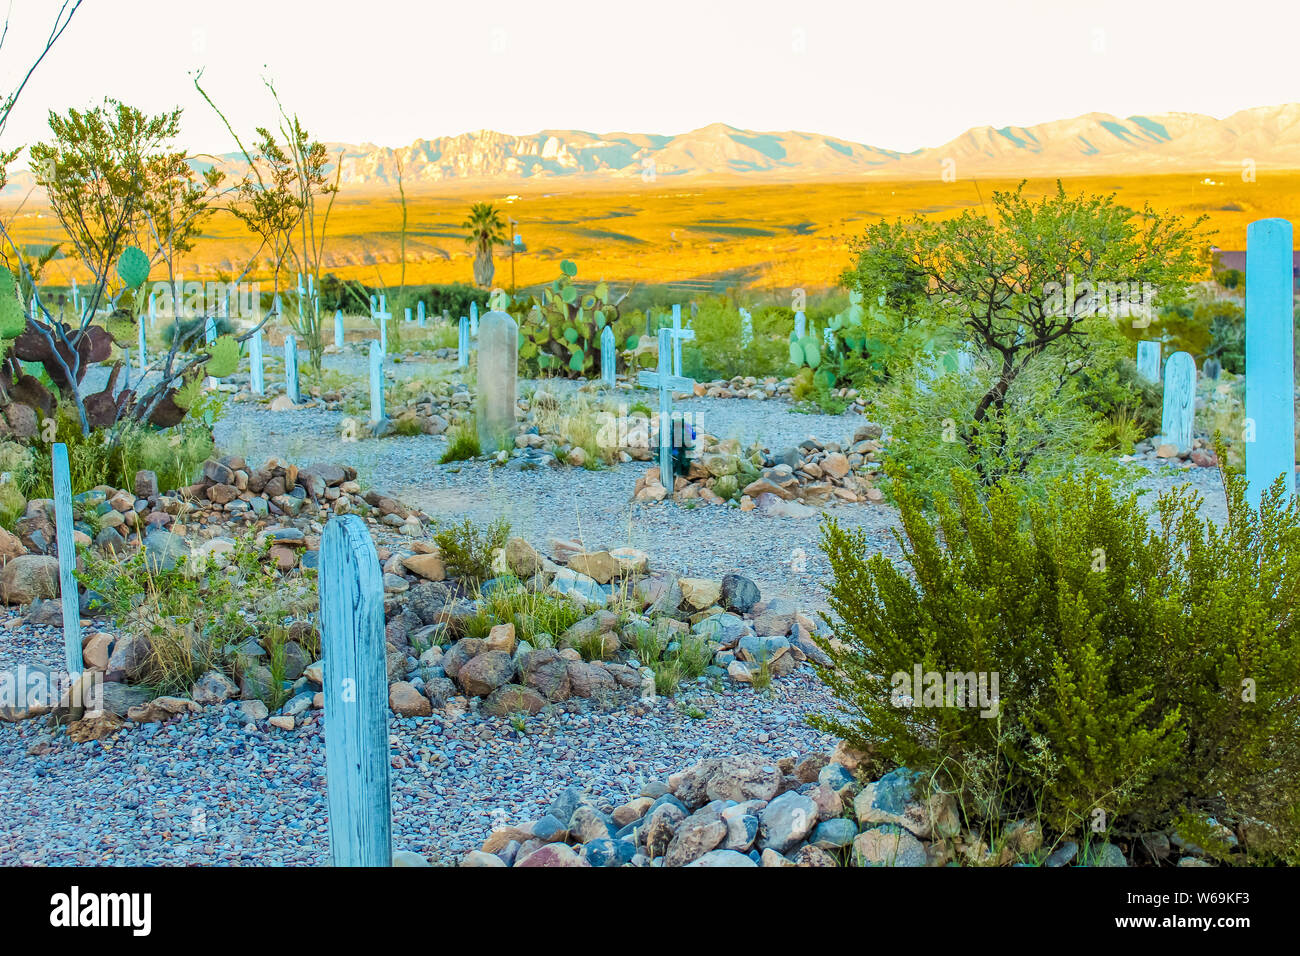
0,603 -> 836,865
2,351 -> 1232,866
209,353 -> 905,612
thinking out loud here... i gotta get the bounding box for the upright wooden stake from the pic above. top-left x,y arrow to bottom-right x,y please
320,515 -> 392,866
51,444 -> 82,676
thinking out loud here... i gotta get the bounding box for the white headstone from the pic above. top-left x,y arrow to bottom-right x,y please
476,310 -> 518,453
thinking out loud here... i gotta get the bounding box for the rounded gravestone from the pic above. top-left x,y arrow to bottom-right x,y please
476,310 -> 518,454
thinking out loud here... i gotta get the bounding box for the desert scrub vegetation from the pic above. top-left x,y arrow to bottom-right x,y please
77,532 -> 301,699
812,464 -> 1300,864
432,516 -> 510,584
11,411 -> 217,502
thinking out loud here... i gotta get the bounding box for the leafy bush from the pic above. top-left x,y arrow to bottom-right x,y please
873,349 -> 1117,504
679,298 -> 792,381
433,517 -> 511,583
812,467 -> 1300,861
21,412 -> 215,500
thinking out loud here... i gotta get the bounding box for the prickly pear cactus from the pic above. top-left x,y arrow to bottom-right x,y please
0,270 -> 26,339
518,262 -> 639,379
116,246 -> 150,289
204,335 -> 240,377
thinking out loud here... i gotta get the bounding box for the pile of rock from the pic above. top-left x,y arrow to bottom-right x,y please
692,375 -> 797,401
460,744 -> 1126,868
1132,435 -> 1221,468
0,455 -> 429,606
633,424 -> 887,513
384,538 -> 829,720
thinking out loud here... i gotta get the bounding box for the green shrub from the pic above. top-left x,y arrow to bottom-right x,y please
679,298 -> 792,381
812,466 -> 1300,861
873,350 -> 1117,505
432,517 -> 510,583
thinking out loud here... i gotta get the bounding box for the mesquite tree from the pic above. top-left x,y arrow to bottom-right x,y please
842,182 -> 1207,478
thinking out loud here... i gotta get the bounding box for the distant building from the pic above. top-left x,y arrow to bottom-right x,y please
1211,246 -> 1300,288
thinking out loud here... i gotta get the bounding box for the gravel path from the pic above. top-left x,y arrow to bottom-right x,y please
209,353 -> 904,612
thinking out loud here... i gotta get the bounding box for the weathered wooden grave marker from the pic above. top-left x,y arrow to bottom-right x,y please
320,514 -> 392,867
457,316 -> 469,369
600,324 -> 617,387
284,333 -> 300,405
1245,217 -> 1296,507
249,328 -> 265,395
369,339 -> 385,426
1136,340 -> 1161,382
50,443 -> 82,676
638,327 -> 695,486
1160,351 -> 1196,454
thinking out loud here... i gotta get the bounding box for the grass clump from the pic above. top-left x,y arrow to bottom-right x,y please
813,461 -> 1300,863
440,419 -> 481,463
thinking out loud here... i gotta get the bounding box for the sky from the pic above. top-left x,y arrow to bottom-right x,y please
1,0 -> 1297,161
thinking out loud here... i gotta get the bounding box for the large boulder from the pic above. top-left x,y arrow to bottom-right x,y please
0,554 -> 59,604
520,648 -> 571,701
457,650 -> 515,697
720,573 -> 761,613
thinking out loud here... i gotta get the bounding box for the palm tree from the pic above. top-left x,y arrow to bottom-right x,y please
463,202 -> 507,288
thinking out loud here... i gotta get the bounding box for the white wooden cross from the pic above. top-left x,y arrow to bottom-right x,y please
374,298 -> 392,354
669,303 -> 694,377
637,327 -> 695,486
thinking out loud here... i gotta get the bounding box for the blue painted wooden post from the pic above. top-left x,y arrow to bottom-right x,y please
404,307 -> 412,325
369,294 -> 378,318
1246,218 -> 1296,507
284,333 -> 300,404
795,310 -> 806,339
637,327 -> 695,487
458,316 -> 469,368
369,339 -> 385,426
417,301 -> 425,327
249,329 -> 265,395
335,309 -> 345,349
470,301 -> 478,337
1136,340 -> 1161,382
320,516 -> 392,867
296,273 -> 305,321
600,325 -> 616,387
204,315 -> 216,345
138,317 -> 148,371
51,444 -> 82,676
1160,351 -> 1196,454
148,291 -> 156,328
274,293 -> 283,318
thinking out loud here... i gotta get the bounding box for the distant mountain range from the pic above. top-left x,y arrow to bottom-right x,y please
6,104 -> 1299,195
